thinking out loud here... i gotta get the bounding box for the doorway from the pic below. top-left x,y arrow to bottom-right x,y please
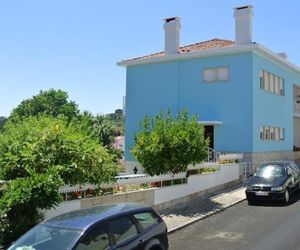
204,125 -> 214,149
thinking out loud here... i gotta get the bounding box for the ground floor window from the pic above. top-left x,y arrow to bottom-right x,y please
260,126 -> 284,141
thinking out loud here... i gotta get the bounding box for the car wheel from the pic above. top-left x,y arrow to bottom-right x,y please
284,189 -> 290,203
247,199 -> 254,205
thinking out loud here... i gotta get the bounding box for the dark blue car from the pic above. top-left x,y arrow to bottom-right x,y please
8,203 -> 169,250
245,161 -> 300,204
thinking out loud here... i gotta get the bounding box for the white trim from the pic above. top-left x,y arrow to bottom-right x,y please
198,121 -> 223,125
117,43 -> 300,76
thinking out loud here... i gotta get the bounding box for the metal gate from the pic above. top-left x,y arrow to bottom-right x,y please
239,162 -> 252,181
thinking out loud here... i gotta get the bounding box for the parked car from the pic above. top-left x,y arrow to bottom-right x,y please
8,203 -> 169,250
246,161 -> 300,204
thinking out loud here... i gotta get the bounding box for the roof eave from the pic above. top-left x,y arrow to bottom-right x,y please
117,44 -> 256,67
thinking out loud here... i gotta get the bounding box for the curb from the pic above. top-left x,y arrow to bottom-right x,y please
167,197 -> 246,234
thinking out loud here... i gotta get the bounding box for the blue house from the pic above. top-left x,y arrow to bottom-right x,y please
118,5 -> 300,173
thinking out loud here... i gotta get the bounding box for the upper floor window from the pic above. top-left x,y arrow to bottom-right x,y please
260,125 -> 285,141
260,70 -> 285,96
203,67 -> 229,83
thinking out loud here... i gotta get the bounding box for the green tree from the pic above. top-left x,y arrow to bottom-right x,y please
0,170 -> 63,246
0,116 -> 7,131
0,116 -> 117,184
0,116 -> 118,246
131,110 -> 209,176
9,89 -> 79,122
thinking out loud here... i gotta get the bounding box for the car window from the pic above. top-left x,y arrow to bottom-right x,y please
109,216 -> 138,245
133,212 -> 159,230
255,165 -> 286,178
289,162 -> 300,172
76,225 -> 110,250
8,225 -> 82,250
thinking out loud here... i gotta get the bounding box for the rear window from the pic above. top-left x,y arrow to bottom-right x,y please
133,212 -> 159,230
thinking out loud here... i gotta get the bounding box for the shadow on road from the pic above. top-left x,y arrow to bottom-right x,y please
160,196 -> 223,218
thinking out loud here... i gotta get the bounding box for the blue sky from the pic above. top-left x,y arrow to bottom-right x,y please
1,0 -> 300,116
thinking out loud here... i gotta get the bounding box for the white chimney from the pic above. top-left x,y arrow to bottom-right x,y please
163,17 -> 180,55
234,5 -> 253,45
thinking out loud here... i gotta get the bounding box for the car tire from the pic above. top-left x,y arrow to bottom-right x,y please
247,199 -> 254,205
284,189 -> 290,204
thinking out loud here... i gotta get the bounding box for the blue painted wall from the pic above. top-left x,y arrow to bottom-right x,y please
125,53 -> 253,160
252,52 -> 300,152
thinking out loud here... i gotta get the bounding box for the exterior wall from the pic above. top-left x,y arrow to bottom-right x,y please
154,164 -> 239,205
125,62 -> 178,161
43,189 -> 155,220
125,53 -> 253,161
43,164 -> 240,219
252,53 -> 300,152
243,151 -> 300,171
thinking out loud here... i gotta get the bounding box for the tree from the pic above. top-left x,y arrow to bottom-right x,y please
9,89 -> 79,122
131,110 -> 209,176
0,116 -> 7,131
0,116 -> 118,246
0,116 -> 117,184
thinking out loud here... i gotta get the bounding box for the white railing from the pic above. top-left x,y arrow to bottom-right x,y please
207,147 -> 220,162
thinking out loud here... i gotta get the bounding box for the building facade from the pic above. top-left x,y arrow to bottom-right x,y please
118,6 -> 300,173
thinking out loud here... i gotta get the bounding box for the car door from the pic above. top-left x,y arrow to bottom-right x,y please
75,223 -> 111,250
286,165 -> 297,190
132,211 -> 164,250
108,215 -> 142,250
289,162 -> 300,187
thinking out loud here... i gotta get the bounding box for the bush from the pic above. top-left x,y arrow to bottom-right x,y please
0,171 -> 63,247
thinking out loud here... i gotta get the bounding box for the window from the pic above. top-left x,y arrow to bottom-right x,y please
260,70 -> 284,96
109,216 -> 138,245
76,225 -> 110,250
203,67 -> 229,82
280,128 -> 285,140
133,212 -> 159,230
260,126 -> 285,141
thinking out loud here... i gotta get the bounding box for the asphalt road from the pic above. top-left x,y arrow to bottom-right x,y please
169,191 -> 300,250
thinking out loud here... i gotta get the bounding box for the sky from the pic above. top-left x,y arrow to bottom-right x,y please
1,0 -> 300,116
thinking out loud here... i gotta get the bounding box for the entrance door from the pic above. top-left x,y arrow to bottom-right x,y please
204,125 -> 214,149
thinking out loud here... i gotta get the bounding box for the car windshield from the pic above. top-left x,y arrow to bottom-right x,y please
254,164 -> 286,178
8,224 -> 82,250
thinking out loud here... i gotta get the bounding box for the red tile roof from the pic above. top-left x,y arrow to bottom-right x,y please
128,38 -> 235,61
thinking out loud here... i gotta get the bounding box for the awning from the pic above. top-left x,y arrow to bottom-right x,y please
198,121 -> 223,125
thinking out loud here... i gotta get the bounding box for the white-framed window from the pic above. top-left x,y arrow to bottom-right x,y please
260,70 -> 284,96
260,125 -> 285,141
203,67 -> 229,83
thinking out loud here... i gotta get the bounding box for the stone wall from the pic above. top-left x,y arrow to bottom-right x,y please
80,189 -> 155,209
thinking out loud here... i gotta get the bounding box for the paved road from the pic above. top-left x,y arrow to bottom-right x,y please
169,191 -> 300,250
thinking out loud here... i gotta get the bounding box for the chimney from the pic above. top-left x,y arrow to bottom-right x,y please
163,17 -> 180,55
234,5 -> 253,45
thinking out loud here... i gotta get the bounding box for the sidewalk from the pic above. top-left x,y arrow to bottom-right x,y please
160,183 -> 246,233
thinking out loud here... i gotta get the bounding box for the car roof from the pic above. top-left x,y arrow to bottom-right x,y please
43,203 -> 153,230
260,161 -> 290,167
